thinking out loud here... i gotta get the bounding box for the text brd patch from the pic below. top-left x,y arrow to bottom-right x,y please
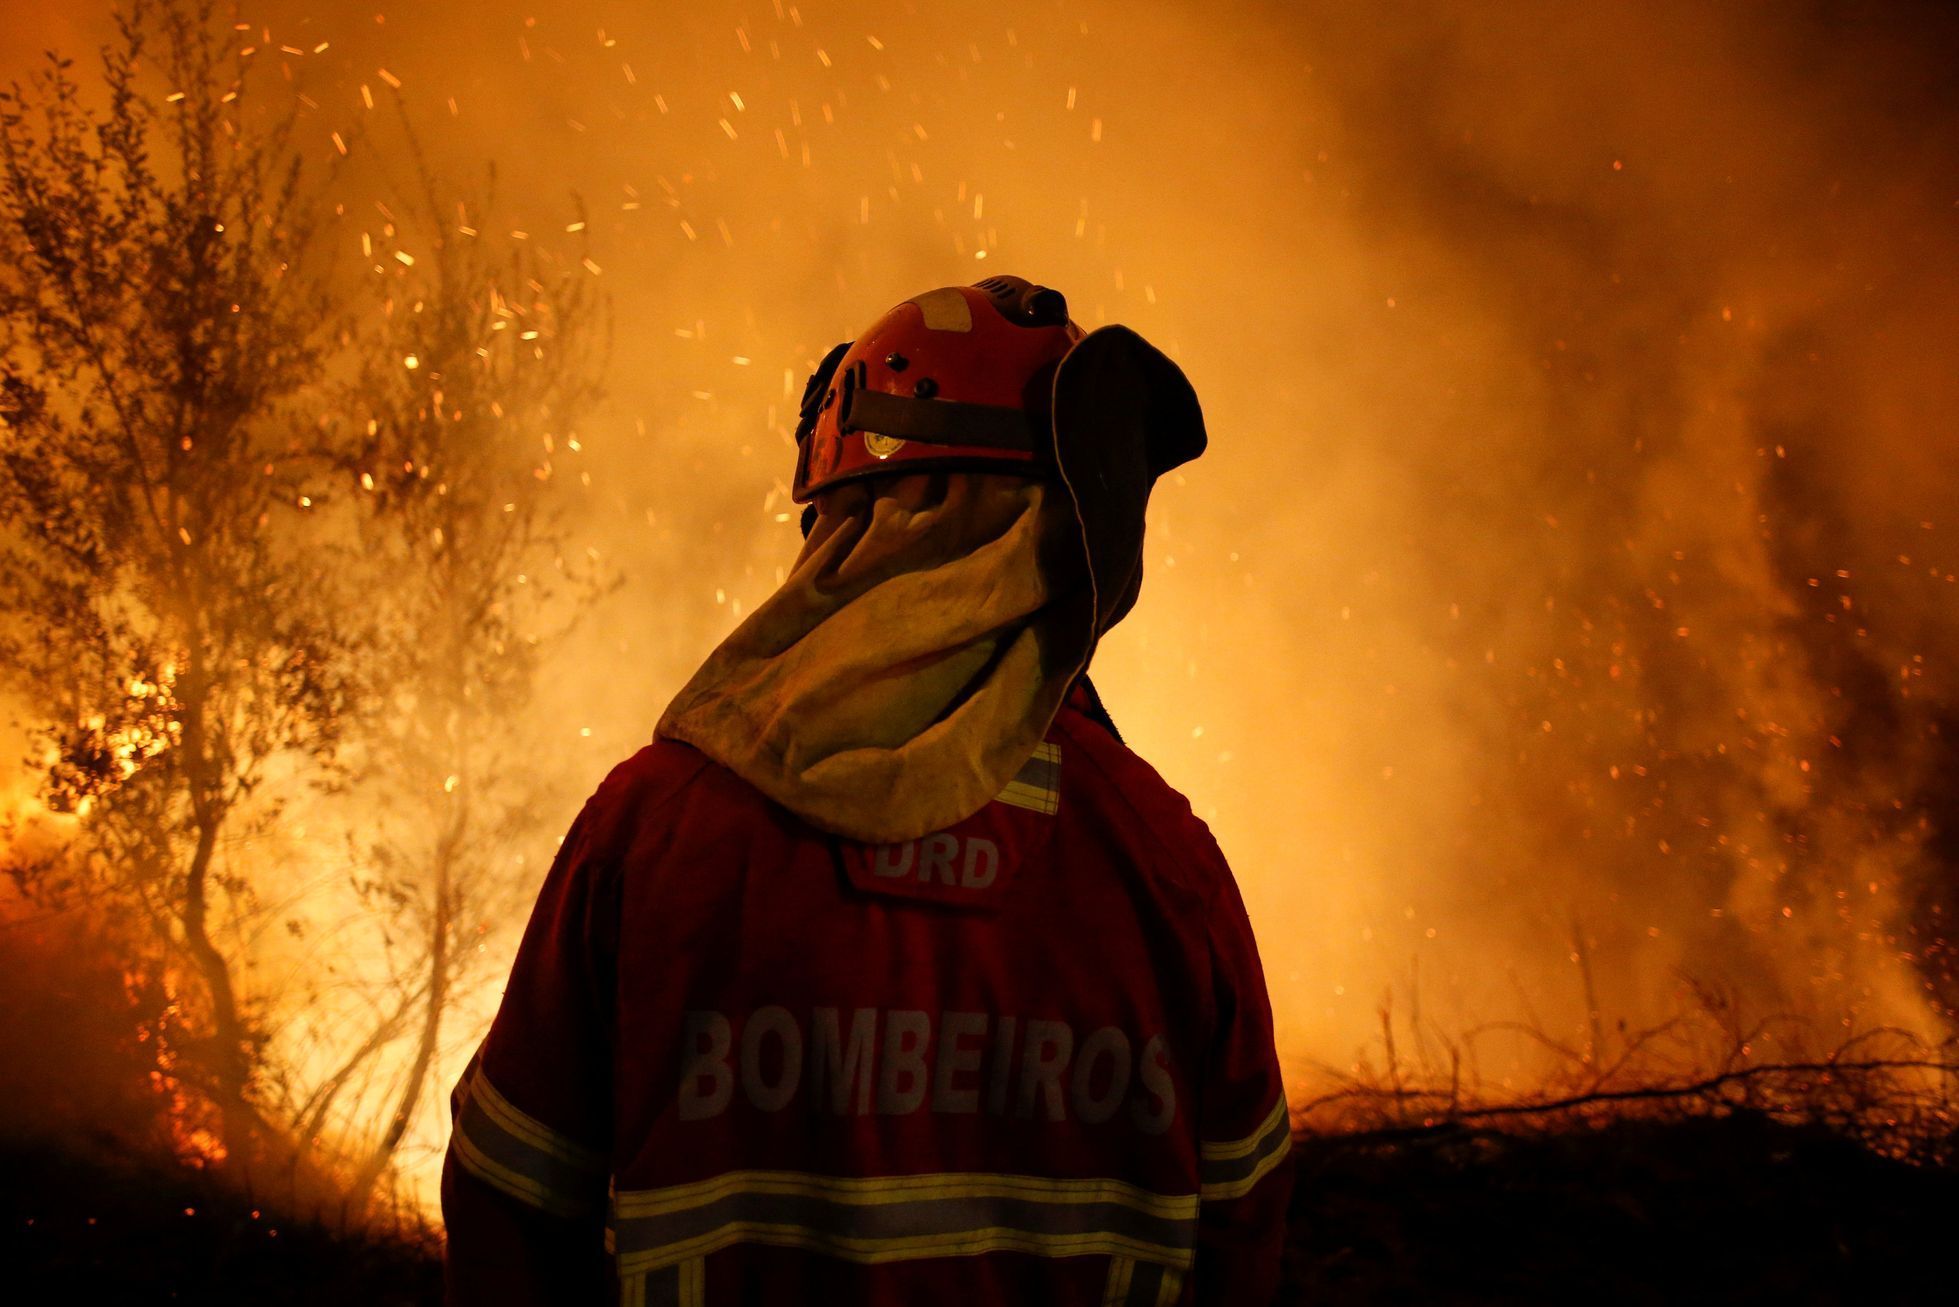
836,762 -> 1054,909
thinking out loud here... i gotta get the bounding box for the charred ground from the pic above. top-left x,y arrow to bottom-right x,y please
7,1115 -> 1956,1305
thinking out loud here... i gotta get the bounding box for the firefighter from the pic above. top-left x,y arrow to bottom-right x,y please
442,276 -> 1292,1305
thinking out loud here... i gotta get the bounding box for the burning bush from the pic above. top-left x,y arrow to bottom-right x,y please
0,0 -> 601,1215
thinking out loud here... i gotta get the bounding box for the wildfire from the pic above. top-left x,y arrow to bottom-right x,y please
3,0 -> 1957,1223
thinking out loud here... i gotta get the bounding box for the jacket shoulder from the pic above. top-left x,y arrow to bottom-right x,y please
589,737 -> 714,812
1050,707 -> 1236,901
582,737 -> 784,846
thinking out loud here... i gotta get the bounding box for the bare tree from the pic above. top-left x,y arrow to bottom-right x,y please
310,126 -> 607,1209
0,0 -> 352,1157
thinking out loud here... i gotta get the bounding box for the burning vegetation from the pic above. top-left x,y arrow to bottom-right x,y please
1,0 -> 601,1216
3,0 -> 1959,1298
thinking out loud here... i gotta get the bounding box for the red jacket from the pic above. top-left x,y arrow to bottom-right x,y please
443,688 -> 1291,1305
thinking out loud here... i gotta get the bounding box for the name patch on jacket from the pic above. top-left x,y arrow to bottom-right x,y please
675,1006 -> 1177,1135
836,744 -> 1057,909
839,830 -> 1021,906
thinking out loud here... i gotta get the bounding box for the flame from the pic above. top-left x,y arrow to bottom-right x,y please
125,967 -> 230,1167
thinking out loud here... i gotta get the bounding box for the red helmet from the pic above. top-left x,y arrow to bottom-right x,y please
792,276 -> 1084,502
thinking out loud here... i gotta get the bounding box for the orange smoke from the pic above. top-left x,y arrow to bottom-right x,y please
5,0 -> 1957,1202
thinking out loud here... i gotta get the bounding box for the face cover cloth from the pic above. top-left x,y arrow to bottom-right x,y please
655,472 -> 1094,844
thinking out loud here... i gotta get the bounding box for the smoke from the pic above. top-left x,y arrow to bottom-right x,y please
6,0 -> 1958,1187
1203,0 -> 1959,1067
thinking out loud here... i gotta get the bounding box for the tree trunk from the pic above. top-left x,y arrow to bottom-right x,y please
343,797 -> 461,1210
179,683 -> 252,1159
